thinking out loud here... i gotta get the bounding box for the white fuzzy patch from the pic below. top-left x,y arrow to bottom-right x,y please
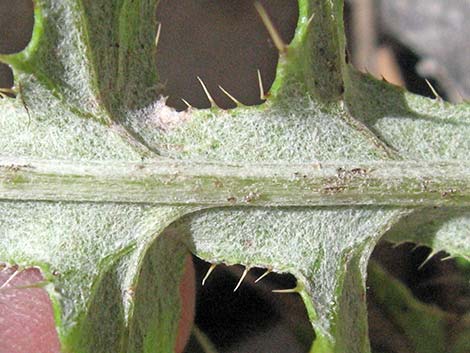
143,98 -> 191,132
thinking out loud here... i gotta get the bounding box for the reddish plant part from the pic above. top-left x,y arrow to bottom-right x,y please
0,267 -> 60,353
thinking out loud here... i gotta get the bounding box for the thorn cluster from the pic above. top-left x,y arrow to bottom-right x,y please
176,2 -> 291,110
200,263 -> 297,294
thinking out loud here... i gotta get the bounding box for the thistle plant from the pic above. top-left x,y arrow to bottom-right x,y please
0,0 -> 469,352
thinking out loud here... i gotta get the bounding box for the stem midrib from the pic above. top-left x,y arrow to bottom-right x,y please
1,158 -> 469,207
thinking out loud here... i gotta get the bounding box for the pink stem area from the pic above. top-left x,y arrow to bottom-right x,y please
0,255 -> 196,353
175,254 -> 196,353
0,267 -> 61,353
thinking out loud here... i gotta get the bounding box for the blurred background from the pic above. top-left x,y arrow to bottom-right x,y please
1,1 -> 469,352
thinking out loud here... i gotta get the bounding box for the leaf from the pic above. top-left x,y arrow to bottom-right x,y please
172,207 -> 405,352
384,208 -> 470,260
0,202 -> 197,353
0,0 -> 469,352
345,68 -> 470,161
368,261 -> 470,353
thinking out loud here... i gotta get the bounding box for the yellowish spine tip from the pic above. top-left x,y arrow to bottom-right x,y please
306,13 -> 315,27
197,76 -> 217,108
272,287 -> 299,294
0,269 -> 20,289
439,255 -> 454,262
233,267 -> 250,292
391,242 -> 404,249
0,88 -> 15,94
0,87 -> 16,98
418,251 -> 437,270
424,79 -> 442,101
254,2 -> 287,54
254,269 -> 271,283
202,263 -> 217,286
411,244 -> 420,252
257,69 -> 267,100
218,85 -> 243,106
181,98 -> 193,109
155,22 -> 162,51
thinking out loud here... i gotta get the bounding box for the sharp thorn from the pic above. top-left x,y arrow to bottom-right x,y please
197,76 -> 217,108
418,251 -> 436,270
306,13 -> 315,27
233,267 -> 249,292
155,22 -> 162,51
272,287 -> 298,293
181,98 -> 192,109
254,269 -> 271,283
424,79 -> 442,101
411,244 -> 421,252
202,264 -> 216,286
257,69 -> 267,100
254,2 -> 287,54
218,85 -> 242,106
0,87 -> 17,94
440,255 -> 453,262
17,82 -> 32,124
0,269 -> 20,290
0,87 -> 16,98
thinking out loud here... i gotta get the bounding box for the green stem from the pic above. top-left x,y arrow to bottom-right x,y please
1,158 -> 470,207
310,334 -> 334,353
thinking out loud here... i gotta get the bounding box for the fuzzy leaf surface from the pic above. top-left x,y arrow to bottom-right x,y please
0,0 -> 469,352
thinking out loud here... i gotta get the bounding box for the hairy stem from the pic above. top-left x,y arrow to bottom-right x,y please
1,158 -> 470,207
